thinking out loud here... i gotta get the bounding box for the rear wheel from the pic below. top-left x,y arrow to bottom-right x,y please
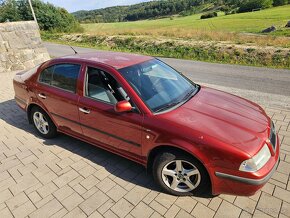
31,107 -> 57,139
153,152 -> 210,196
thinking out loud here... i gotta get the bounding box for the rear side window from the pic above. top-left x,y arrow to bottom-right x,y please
39,64 -> 81,93
39,66 -> 54,85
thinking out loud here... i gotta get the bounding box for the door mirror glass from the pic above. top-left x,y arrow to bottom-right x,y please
115,100 -> 132,113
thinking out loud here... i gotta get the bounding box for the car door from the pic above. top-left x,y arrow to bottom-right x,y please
35,63 -> 83,135
78,66 -> 143,156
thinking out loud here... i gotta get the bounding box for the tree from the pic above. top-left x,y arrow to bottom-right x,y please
273,0 -> 288,6
0,0 -> 82,32
238,0 -> 273,13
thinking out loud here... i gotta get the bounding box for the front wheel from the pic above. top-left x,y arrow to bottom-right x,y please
152,152 -> 210,196
31,107 -> 57,139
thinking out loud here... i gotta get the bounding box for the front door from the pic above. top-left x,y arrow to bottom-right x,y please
78,66 -> 143,156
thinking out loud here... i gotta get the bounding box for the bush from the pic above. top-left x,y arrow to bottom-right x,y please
273,0 -> 288,6
200,12 -> 218,19
238,0 -> 273,13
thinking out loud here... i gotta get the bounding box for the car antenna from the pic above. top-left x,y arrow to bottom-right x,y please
69,46 -> 78,54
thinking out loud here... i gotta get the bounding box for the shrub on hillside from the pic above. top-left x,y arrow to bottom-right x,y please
273,0 -> 288,6
200,12 -> 218,19
238,0 -> 273,13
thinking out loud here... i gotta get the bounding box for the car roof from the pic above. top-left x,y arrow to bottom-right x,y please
60,51 -> 154,69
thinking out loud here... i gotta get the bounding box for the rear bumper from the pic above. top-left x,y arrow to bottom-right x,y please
211,135 -> 280,196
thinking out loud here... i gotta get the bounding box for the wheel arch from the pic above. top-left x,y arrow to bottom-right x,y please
147,144 -> 213,193
27,103 -> 56,126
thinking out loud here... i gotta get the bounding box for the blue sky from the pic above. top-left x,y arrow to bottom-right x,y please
44,0 -> 152,12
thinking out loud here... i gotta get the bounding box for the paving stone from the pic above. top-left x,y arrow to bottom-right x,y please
9,173 -> 39,195
130,202 -> 154,218
11,200 -> 36,218
35,194 -> 54,208
97,198 -> 115,214
234,196 -> 257,214
79,190 -> 109,215
6,192 -> 29,211
63,207 -> 87,218
154,193 -> 177,209
88,210 -> 103,218
164,204 -> 180,218
104,209 -> 118,218
273,186 -> 290,203
61,192 -> 84,211
107,184 -> 127,202
53,169 -> 79,188
0,207 -> 14,218
257,192 -> 282,217
37,182 -> 58,198
80,175 -> 99,190
191,202 -> 215,218
239,210 -> 252,218
50,208 -> 68,218
52,185 -> 74,201
174,196 -> 197,213
96,177 -> 116,193
175,209 -> 194,218
27,191 -> 42,204
0,189 -> 13,204
253,209 -> 273,218
124,185 -> 150,206
215,201 -> 241,218
208,197 -> 222,211
30,198 -> 63,218
281,201 -> 290,217
0,177 -> 16,192
149,200 -> 168,215
111,198 -> 134,218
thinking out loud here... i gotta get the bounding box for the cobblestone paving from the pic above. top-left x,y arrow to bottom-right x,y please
0,72 -> 290,218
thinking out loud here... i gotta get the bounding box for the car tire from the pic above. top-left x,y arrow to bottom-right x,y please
30,107 -> 57,139
152,151 -> 211,196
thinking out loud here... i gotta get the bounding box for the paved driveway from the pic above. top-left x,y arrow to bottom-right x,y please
0,72 -> 290,218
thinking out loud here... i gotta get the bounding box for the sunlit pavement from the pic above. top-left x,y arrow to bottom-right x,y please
0,72 -> 289,218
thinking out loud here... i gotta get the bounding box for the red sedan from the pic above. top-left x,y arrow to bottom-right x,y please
13,51 -> 280,196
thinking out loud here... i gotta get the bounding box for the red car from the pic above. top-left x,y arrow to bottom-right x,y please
13,51 -> 280,196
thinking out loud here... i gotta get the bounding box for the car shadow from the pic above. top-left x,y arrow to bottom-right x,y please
0,99 -> 213,198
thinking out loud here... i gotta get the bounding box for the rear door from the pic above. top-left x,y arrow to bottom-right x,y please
35,63 -> 83,135
78,66 -> 143,156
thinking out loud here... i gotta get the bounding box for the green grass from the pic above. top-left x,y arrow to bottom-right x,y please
82,5 -> 290,37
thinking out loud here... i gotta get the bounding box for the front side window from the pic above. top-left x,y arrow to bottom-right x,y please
85,67 -> 129,104
119,59 -> 198,113
39,64 -> 81,93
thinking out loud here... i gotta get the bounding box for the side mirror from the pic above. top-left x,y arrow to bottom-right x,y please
114,100 -> 133,113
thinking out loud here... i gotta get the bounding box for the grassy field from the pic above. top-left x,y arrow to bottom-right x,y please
44,5 -> 290,68
82,5 -> 290,37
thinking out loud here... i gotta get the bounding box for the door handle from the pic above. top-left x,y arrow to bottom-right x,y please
79,107 -> 90,114
38,93 -> 46,99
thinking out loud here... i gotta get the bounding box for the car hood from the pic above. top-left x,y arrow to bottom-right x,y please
162,87 -> 270,156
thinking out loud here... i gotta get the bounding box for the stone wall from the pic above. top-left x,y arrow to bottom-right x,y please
0,21 -> 50,72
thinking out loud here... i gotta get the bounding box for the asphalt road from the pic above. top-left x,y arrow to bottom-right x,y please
45,42 -> 290,109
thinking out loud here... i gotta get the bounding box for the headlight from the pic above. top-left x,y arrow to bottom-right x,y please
239,144 -> 271,172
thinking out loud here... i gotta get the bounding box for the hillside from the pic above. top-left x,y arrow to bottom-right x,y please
72,0 -> 289,23
81,5 -> 290,37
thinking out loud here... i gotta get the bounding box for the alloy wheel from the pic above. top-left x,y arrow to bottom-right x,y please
161,160 -> 201,192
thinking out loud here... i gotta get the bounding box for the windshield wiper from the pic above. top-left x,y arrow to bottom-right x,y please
154,87 -> 198,113
154,101 -> 181,113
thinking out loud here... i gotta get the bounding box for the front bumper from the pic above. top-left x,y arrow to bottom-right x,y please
211,135 -> 280,196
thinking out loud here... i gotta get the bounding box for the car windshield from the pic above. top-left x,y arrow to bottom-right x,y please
119,59 -> 198,113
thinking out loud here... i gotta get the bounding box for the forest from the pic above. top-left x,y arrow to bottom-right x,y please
0,0 -> 82,32
72,0 -> 289,23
